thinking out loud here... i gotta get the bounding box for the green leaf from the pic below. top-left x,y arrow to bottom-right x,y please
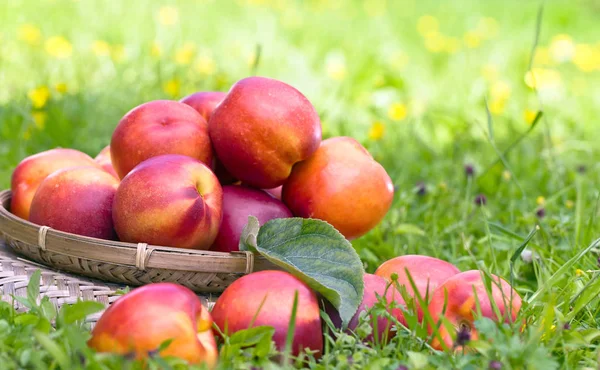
254,217 -> 364,327
40,298 -> 57,322
239,215 -> 260,251
34,331 -> 71,369
27,270 -> 42,307
394,223 -> 425,236
407,351 -> 428,369
14,314 -> 39,326
228,326 -> 275,348
60,301 -> 105,325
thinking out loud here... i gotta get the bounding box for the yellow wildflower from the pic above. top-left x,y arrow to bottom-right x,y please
91,40 -> 110,56
111,44 -> 126,62
463,31 -> 481,49
388,102 -> 407,121
565,200 -> 574,209
524,68 -> 561,90
417,15 -> 439,36
549,34 -> 575,63
18,24 -> 41,45
575,269 -> 584,277
45,36 -> 72,59
533,47 -> 552,66
55,82 -> 68,94
163,79 -> 180,98
523,109 -> 538,125
488,99 -> 506,115
502,170 -> 511,181
536,196 -> 545,206
476,17 -> 499,39
368,121 -> 385,141
32,111 -> 47,130
158,6 -> 179,26
572,44 -> 600,73
424,32 -> 446,53
175,42 -> 196,65
151,42 -> 162,58
196,55 -> 216,75
491,80 -> 511,101
481,63 -> 498,82
325,53 -> 347,81
28,86 -> 50,109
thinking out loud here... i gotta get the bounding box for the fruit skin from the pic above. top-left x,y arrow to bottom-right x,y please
94,145 -> 119,179
10,148 -> 99,220
180,91 -> 227,121
325,274 -> 406,343
180,91 -> 236,185
263,185 -> 283,200
112,154 -> 223,250
211,270 -> 323,357
208,76 -> 322,189
427,270 -> 522,351
29,166 -> 119,240
88,283 -> 218,367
282,137 -> 394,240
110,100 -> 213,179
375,255 -> 460,304
210,185 -> 292,253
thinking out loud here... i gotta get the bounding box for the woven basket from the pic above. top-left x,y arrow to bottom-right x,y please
0,241 -> 215,327
0,190 -> 277,293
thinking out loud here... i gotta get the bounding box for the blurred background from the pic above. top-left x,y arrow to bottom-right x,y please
1,0 -> 599,181
0,1 -> 599,263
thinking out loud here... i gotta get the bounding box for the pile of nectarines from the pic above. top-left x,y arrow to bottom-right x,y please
6,76 -> 523,366
10,76 -> 394,251
85,254 -> 522,366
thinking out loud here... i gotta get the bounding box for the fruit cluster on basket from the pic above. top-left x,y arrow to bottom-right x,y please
9,76 -> 394,252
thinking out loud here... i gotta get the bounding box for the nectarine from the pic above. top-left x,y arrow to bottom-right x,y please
110,100 -> 213,179
94,145 -> 119,179
180,91 -> 226,121
210,185 -> 292,253
11,148 -> 99,220
208,76 -> 321,189
29,166 -> 119,240
375,255 -> 460,301
112,154 -> 223,249
88,283 -> 218,367
325,273 -> 406,343
211,270 -> 323,357
282,137 -> 394,240
427,270 -> 522,351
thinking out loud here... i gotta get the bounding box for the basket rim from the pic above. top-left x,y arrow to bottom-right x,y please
0,189 -> 272,274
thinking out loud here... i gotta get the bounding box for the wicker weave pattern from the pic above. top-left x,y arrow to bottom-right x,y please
0,242 -> 122,323
0,190 -> 277,293
0,242 -> 215,325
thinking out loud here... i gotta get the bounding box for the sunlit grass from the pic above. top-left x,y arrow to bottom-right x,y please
0,0 -> 599,368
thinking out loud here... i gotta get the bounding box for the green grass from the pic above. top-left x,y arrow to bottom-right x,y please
1,0 -> 600,368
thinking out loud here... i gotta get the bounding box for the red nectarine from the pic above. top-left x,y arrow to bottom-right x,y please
211,270 -> 323,357
110,100 -> 213,179
29,166 -> 119,240
208,76 -> 322,189
88,282 -> 218,366
112,154 -> 223,249
10,148 -> 99,220
282,137 -> 394,240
